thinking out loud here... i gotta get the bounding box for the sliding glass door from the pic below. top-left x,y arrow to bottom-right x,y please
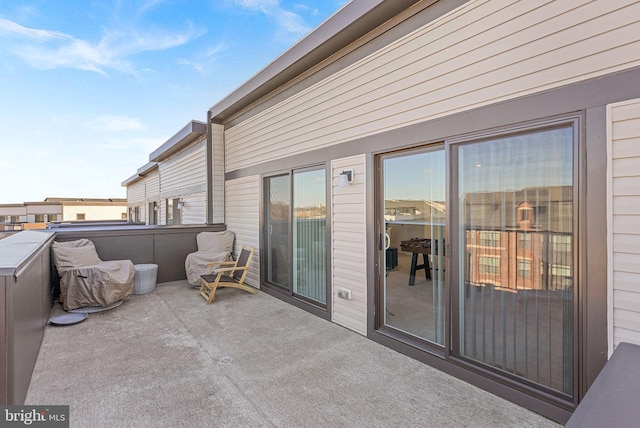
455,125 -> 575,397
376,119 -> 578,400
380,146 -> 446,345
264,167 -> 327,307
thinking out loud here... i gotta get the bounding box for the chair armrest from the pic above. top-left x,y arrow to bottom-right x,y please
213,266 -> 248,274
205,260 -> 236,268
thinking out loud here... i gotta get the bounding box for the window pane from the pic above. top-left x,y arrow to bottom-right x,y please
166,199 -> 173,225
265,175 -> 291,288
458,126 -> 574,397
383,148 -> 446,346
293,169 -> 326,304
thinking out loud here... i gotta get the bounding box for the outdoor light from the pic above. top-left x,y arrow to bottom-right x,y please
339,169 -> 354,187
177,201 -> 185,210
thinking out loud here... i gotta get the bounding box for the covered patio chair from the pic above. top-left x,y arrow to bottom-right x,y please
185,230 -> 235,286
199,246 -> 257,304
51,239 -> 135,311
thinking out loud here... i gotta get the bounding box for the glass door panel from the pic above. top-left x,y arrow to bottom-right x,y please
382,147 -> 446,345
293,169 -> 327,304
457,126 -> 574,397
265,174 -> 290,289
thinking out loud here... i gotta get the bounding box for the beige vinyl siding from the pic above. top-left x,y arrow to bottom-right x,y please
225,176 -> 260,288
608,97 -> 640,353
212,124 -> 225,223
226,0 -> 640,172
157,138 -> 207,224
331,155 -> 367,335
159,138 -> 207,195
145,170 -> 160,199
180,192 -> 206,224
127,180 -> 145,203
139,204 -> 146,223
146,170 -> 161,224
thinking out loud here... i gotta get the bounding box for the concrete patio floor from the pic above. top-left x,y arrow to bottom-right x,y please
26,281 -> 560,428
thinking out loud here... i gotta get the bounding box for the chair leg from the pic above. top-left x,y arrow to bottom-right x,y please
199,279 -> 218,304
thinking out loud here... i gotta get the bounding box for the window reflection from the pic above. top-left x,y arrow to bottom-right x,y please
458,126 -> 574,396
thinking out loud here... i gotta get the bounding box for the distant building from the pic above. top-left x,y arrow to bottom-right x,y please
0,198 -> 127,231
122,120 -> 211,226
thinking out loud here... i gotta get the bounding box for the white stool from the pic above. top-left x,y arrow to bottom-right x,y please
133,264 -> 158,295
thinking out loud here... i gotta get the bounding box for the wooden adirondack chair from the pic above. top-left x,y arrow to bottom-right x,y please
199,245 -> 257,304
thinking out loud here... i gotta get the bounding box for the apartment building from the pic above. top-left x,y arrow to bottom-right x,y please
122,120 -> 213,226
0,198 -> 127,231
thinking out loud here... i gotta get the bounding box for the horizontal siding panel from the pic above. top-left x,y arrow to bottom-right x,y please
612,176 -> 640,196
610,98 -> 640,348
612,271 -> 640,293
330,230 -> 366,245
614,289 -> 640,312
225,176 -> 260,288
159,140 -> 206,195
612,118 -> 640,141
613,252 -> 640,274
613,196 -> 640,214
610,101 -> 640,122
145,171 -> 160,197
611,136 -> 640,159
127,180 -> 145,202
331,156 -> 367,335
613,327 -> 640,347
613,215 -> 640,235
226,0 -> 640,171
613,233 -> 640,254
333,312 -> 367,335
333,266 -> 367,284
614,308 -> 640,332
181,193 -> 206,224
612,157 -> 640,177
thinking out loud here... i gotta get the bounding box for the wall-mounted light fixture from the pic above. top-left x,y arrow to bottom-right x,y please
177,201 -> 185,210
338,169 -> 354,187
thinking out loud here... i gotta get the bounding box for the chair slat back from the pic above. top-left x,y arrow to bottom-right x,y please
233,247 -> 253,281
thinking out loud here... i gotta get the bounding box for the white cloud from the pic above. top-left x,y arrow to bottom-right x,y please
88,115 -> 145,132
177,58 -> 205,73
232,0 -> 311,39
0,18 -> 204,76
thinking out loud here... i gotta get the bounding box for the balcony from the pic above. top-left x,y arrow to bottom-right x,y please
2,228 -> 559,426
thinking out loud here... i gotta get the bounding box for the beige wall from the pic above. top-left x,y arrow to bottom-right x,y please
126,179 -> 145,204
62,205 -> 126,221
331,155 -> 367,335
224,176 -> 260,288
608,97 -> 640,353
211,123 -> 225,223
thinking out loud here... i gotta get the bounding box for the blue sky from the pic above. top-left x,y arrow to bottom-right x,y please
0,0 -> 348,204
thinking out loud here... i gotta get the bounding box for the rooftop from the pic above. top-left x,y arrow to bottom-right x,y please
26,280 -> 559,427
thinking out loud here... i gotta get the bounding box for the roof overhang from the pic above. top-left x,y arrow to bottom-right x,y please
121,173 -> 142,187
137,162 -> 158,175
208,0 -> 422,122
121,162 -> 159,187
149,120 -> 206,163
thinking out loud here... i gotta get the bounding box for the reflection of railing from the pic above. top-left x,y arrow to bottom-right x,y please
267,218 -> 327,305
294,218 -> 326,304
463,284 -> 573,396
